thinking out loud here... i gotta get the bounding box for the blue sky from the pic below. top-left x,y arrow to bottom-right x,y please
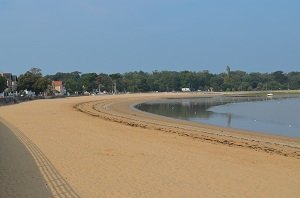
0,0 -> 299,75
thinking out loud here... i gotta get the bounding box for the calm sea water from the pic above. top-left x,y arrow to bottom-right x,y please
135,95 -> 300,138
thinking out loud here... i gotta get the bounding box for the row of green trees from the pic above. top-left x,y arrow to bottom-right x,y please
8,67 -> 300,95
48,68 -> 300,94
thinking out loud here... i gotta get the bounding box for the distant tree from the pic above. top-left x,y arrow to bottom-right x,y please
135,71 -> 150,92
0,76 -> 7,93
109,73 -> 123,93
147,71 -> 161,92
33,77 -> 51,94
18,67 -> 52,94
226,65 -> 231,78
287,72 -> 300,90
210,75 -> 224,91
96,73 -> 112,93
244,72 -> 263,90
29,67 -> 42,76
196,70 -> 213,91
17,67 -> 44,93
81,73 -> 97,92
271,71 -> 288,85
229,70 -> 247,91
64,78 -> 82,94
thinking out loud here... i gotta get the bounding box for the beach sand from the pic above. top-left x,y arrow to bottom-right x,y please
0,93 -> 299,197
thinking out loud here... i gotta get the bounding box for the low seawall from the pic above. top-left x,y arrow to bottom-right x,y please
0,96 -> 40,106
0,95 -> 66,106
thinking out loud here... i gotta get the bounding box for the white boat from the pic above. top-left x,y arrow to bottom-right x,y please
267,93 -> 273,97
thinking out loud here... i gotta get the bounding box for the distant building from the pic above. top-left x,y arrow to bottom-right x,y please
52,80 -> 65,94
0,72 -> 18,92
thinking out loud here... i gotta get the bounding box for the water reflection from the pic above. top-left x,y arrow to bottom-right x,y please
136,95 -> 300,137
136,96 -> 272,120
227,113 -> 232,127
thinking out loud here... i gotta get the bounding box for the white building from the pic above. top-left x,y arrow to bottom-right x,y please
181,88 -> 191,92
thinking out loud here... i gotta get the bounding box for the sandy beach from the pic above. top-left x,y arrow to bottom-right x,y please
0,93 -> 300,197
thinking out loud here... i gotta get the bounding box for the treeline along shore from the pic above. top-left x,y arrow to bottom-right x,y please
45,68 -> 300,93
2,67 -> 299,96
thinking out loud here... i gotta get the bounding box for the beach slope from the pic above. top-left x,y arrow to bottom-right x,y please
0,93 -> 299,197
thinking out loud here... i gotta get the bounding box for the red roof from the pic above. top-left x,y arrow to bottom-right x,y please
53,81 -> 63,86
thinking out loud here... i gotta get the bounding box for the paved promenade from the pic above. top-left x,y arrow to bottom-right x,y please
0,121 -> 51,198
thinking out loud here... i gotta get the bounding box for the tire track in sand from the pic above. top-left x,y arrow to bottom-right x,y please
74,98 -> 300,159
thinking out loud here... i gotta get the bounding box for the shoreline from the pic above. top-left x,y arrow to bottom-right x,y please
132,94 -> 300,138
75,93 -> 300,158
1,93 -> 300,197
